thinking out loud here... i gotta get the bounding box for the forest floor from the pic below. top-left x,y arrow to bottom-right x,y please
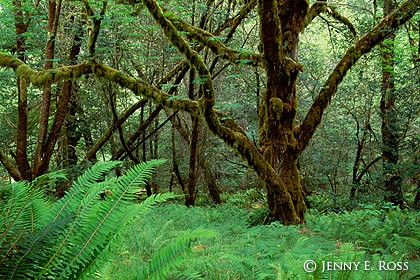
98,196 -> 419,280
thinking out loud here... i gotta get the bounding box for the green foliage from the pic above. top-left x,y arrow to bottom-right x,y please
306,204 -> 420,259
223,188 -> 266,209
0,159 -> 180,279
146,229 -> 217,280
100,203 -> 419,279
307,193 -> 383,213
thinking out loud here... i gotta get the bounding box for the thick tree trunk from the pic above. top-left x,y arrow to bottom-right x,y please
257,0 -> 308,222
380,0 -> 404,206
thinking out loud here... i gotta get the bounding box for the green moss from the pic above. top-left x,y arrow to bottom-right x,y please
15,64 -> 34,79
269,97 -> 283,120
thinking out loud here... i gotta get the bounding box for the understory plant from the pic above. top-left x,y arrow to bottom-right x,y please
100,203 -> 419,280
0,159 -> 199,279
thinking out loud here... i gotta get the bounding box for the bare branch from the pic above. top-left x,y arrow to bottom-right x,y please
356,156 -> 382,182
83,99 -> 147,162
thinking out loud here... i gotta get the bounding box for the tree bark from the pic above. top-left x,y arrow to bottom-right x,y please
13,0 -> 31,180
186,70 -> 199,206
380,0 -> 404,206
33,0 -> 62,176
257,0 -> 308,222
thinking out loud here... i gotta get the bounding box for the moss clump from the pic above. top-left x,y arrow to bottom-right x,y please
15,64 -> 34,79
269,97 -> 283,120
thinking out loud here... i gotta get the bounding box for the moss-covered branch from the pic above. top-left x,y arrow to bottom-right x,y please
94,63 -> 200,114
0,52 -> 200,115
143,0 -> 215,110
82,0 -> 107,57
297,0 -> 420,152
325,5 -> 357,37
303,0 -> 327,30
161,5 -> 263,67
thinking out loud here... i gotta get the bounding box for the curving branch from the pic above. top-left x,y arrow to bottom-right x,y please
304,1 -> 356,38
325,5 -> 357,37
109,85 -> 141,164
0,53 -> 200,116
303,0 -> 327,29
356,156 -> 382,182
143,0 -> 300,224
297,0 -> 420,153
162,5 -> 263,67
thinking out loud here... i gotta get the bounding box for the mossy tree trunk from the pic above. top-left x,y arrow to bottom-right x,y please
257,0 -> 308,221
380,0 -> 404,206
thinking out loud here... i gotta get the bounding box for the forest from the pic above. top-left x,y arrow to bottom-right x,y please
0,0 -> 419,279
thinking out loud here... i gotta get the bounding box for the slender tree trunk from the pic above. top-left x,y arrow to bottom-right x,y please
62,19 -> 84,168
65,94 -> 81,167
13,0 -> 31,180
186,70 -> 199,206
380,0 -> 404,206
151,112 -> 160,193
33,0 -> 62,176
350,113 -> 370,198
415,185 -> 420,208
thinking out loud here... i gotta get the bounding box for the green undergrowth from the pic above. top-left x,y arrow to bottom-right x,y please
99,203 -> 420,280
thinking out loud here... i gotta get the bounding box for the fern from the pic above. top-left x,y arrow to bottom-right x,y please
146,229 -> 217,280
0,159 -> 178,280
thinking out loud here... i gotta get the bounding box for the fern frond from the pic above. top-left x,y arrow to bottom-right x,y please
115,159 -> 167,201
45,161 -> 122,223
36,179 -> 119,277
65,193 -> 179,278
2,215 -> 72,280
31,169 -> 67,189
147,229 -> 217,280
0,181 -> 48,261
46,160 -> 170,279
1,160 -> 174,280
75,194 -> 179,278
